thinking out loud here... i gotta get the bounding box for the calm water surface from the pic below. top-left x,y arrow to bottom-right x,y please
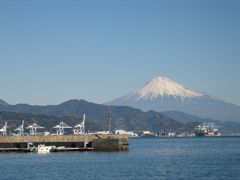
0,137 -> 240,180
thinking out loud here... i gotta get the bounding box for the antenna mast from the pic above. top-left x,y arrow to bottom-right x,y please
108,107 -> 112,135
83,114 -> 87,148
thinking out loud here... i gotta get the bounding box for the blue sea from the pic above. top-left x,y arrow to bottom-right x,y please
1,137 -> 240,180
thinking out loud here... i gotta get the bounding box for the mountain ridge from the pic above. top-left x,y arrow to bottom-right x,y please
1,99 -> 240,133
0,99 -> 189,132
107,76 -> 240,122
0,99 -> 8,106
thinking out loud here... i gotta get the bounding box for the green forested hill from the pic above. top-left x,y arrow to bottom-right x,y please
0,99 -> 188,133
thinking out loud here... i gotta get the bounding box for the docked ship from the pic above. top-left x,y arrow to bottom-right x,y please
194,123 -> 221,137
141,131 -> 156,137
114,130 -> 139,138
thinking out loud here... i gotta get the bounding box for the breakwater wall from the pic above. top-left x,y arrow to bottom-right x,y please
0,134 -> 129,152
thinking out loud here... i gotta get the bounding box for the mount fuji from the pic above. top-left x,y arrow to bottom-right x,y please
107,76 -> 240,122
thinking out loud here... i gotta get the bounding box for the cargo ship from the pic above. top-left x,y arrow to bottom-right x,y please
194,123 -> 221,137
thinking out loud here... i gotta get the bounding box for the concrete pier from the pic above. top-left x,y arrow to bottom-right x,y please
0,134 -> 129,152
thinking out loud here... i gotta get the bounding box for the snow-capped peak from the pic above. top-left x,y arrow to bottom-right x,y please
136,76 -> 203,100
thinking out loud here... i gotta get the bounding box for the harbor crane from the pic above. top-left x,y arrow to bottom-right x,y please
14,120 -> 24,135
73,114 -> 85,135
73,114 -> 88,148
0,122 -> 8,136
52,122 -> 72,135
26,123 -> 45,135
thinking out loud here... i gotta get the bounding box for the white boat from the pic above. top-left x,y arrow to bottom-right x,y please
115,130 -> 139,137
37,144 -> 55,153
96,131 -> 110,135
141,130 -> 156,137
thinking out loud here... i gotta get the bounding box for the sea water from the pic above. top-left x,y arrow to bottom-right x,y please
0,137 -> 240,180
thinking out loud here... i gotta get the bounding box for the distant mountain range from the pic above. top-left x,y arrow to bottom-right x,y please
1,99 -> 240,134
1,76 -> 240,133
107,76 -> 240,122
162,111 -> 216,124
0,99 -> 192,132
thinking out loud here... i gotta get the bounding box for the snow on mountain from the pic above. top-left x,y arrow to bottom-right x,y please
110,76 -> 204,103
0,99 -> 8,106
106,76 -> 240,122
136,77 -> 203,100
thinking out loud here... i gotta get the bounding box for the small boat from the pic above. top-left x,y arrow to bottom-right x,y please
141,131 -> 156,137
114,130 -> 139,137
37,144 -> 55,153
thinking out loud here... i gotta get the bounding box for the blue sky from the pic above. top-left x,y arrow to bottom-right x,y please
0,0 -> 240,105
